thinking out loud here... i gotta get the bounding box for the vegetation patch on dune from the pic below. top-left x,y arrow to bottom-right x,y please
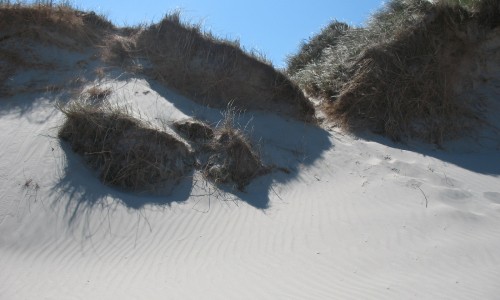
203,127 -> 264,191
173,109 -> 267,191
0,1 -> 113,49
133,13 -> 314,122
59,94 -> 267,193
288,0 -> 500,143
174,119 -> 215,142
58,100 -> 194,193
0,2 -> 314,122
0,2 -> 114,96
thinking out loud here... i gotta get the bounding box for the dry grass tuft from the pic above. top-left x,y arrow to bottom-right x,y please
85,85 -> 112,102
473,0 -> 500,28
58,99 -> 194,193
0,3 -> 113,49
173,119 -> 214,142
172,108 -> 266,191
133,12 -> 314,122
100,30 -> 140,67
1,4 -> 314,122
330,3 -> 480,143
288,0 -> 496,143
202,107 -> 265,191
203,128 -> 263,191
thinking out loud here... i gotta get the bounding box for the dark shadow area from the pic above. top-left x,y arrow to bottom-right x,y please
143,77 -> 333,209
50,142 -> 194,225
0,49 -> 102,119
12,71 -> 331,215
0,90 -> 62,122
356,130 -> 500,176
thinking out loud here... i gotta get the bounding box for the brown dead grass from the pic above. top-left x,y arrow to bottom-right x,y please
173,109 -> 266,191
59,99 -> 267,192
202,110 -> 265,191
0,4 -> 114,96
85,85 -> 112,102
134,13 -> 314,122
203,127 -> 263,191
174,119 -> 215,142
0,4 -> 113,49
58,100 -> 194,193
328,4 -> 481,143
289,0 -> 497,144
1,5 -> 313,122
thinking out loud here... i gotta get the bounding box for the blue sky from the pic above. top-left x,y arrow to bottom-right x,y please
70,0 -> 385,67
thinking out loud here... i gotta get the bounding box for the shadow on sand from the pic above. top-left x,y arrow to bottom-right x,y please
51,142 -> 195,225
52,76 -> 333,214
143,78 -> 333,209
356,130 -> 500,176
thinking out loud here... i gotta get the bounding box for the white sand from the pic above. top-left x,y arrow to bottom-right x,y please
1,53 -> 500,299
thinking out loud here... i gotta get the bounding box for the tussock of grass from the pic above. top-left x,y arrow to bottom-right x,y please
1,4 -> 314,122
287,21 -> 350,76
174,119 -> 215,142
204,127 -> 263,191
203,109 -> 264,191
0,3 -> 113,49
59,97 -> 266,192
58,100 -> 194,193
173,109 -> 266,191
85,85 -> 112,102
288,0 -> 498,143
134,12 -> 314,122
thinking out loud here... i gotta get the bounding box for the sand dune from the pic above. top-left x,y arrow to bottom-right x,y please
1,61 -> 500,299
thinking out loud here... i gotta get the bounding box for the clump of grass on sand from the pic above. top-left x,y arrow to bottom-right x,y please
288,0 -> 500,143
0,2 -> 113,49
0,2 -> 114,95
1,3 -> 314,122
173,108 -> 267,191
203,128 -> 263,191
132,12 -> 314,122
59,96 -> 265,192
287,20 -> 350,76
58,99 -> 194,193
84,85 -> 112,102
203,114 -> 264,191
173,119 -> 215,142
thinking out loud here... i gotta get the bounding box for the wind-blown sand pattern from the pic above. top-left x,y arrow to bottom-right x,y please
1,67 -> 500,299
2,3 -> 500,299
